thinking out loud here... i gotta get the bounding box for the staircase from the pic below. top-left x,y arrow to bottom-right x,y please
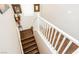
20,28 -> 39,54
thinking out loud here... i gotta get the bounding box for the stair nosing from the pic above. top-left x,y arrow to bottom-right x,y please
21,35 -> 34,41
22,38 -> 35,45
24,46 -> 38,53
32,49 -> 39,54
23,42 -> 36,49
27,49 -> 39,54
20,29 -> 33,33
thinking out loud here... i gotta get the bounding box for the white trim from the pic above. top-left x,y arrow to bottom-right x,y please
48,26 -> 51,40
43,24 -> 46,35
37,30 -> 58,54
45,24 -> 48,38
46,24 -> 49,39
52,30 -> 57,45
55,33 -> 61,48
62,41 -> 72,54
39,16 -> 79,46
44,23 -> 47,37
37,18 -> 40,31
34,16 -> 79,54
57,37 -> 66,52
46,25 -> 50,39
49,28 -> 54,42
72,48 -> 79,54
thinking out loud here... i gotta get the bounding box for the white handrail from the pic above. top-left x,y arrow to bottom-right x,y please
38,16 -> 79,46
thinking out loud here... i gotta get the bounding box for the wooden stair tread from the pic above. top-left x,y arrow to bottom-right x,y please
23,41 -> 36,49
27,49 -> 39,54
24,45 -> 38,53
20,29 -> 33,40
21,34 -> 34,40
22,38 -> 35,45
20,29 -> 33,34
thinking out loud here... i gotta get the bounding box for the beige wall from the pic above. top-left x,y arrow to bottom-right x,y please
34,31 -> 53,54
0,5 -> 22,53
40,4 -> 79,40
20,4 -> 37,30
21,15 -> 37,30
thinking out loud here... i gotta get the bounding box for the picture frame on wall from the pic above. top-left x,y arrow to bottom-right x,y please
14,14 -> 20,24
34,4 -> 40,12
12,4 -> 22,14
0,4 -> 9,14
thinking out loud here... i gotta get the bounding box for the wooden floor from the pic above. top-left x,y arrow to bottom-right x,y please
20,28 -> 39,54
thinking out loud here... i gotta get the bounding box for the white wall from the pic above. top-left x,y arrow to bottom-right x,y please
33,19 -> 57,54
0,5 -> 22,53
21,15 -> 37,30
34,31 -> 53,54
20,4 -> 37,30
40,4 -> 79,40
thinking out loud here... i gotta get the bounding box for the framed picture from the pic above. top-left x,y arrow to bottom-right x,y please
12,4 -> 22,14
0,4 -> 9,14
34,4 -> 40,12
14,14 -> 21,24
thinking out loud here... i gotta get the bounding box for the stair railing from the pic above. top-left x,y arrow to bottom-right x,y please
36,15 -> 79,54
